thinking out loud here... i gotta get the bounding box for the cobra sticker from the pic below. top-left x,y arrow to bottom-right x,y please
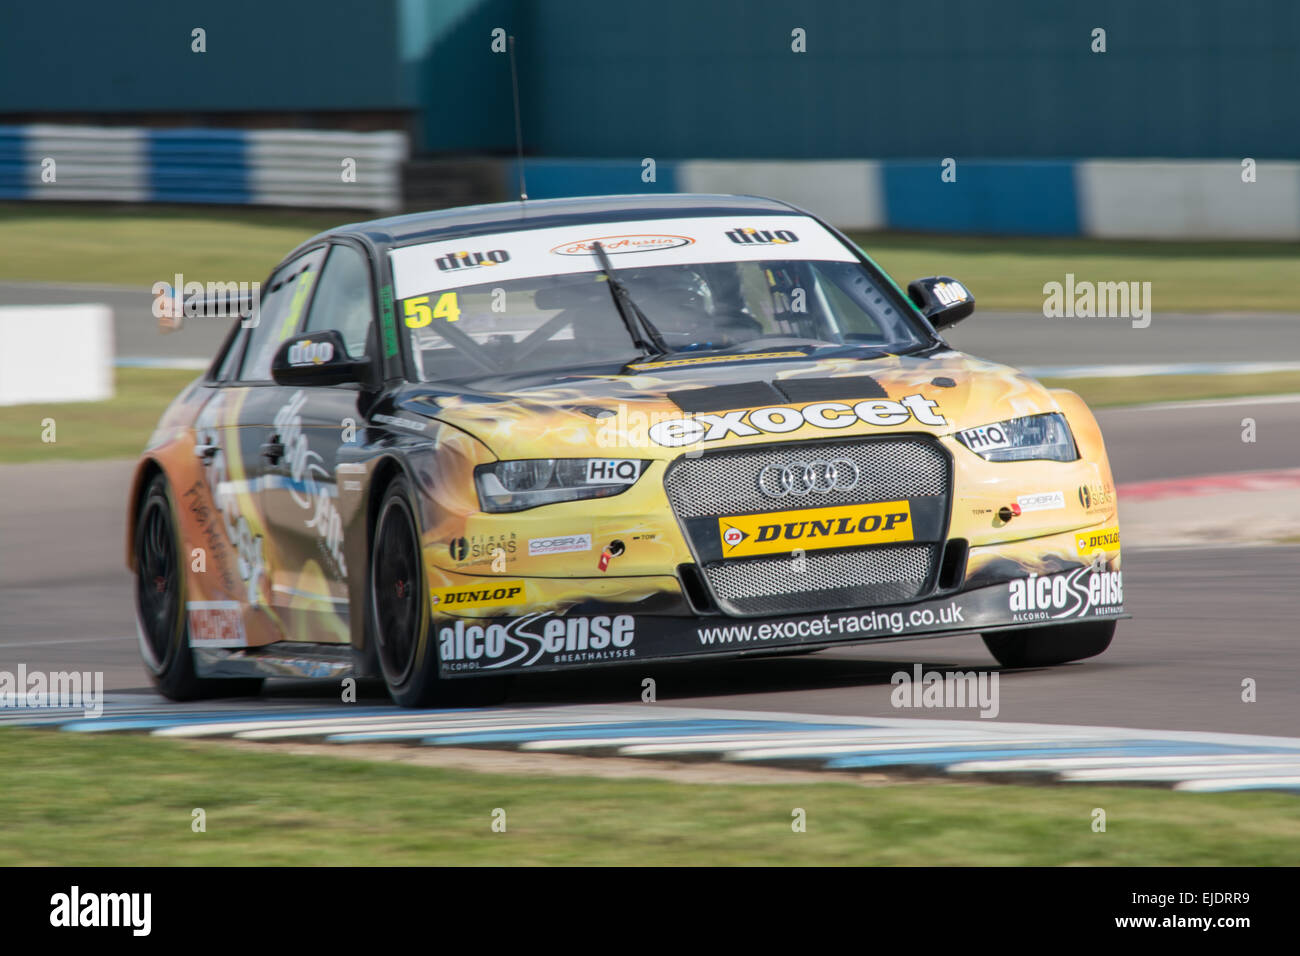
430,580 -> 526,610
649,395 -> 947,447
718,501 -> 913,558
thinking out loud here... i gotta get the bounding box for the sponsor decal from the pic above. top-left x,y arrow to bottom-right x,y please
378,284 -> 399,358
186,600 -> 248,647
956,423 -> 1011,452
649,394 -> 947,447
550,234 -> 693,256
718,501 -> 912,558
585,459 -> 641,484
625,351 -> 806,371
696,600 -> 965,644
439,612 -> 636,671
1016,490 -> 1065,513
449,532 -> 518,565
435,249 -> 510,271
1076,526 -> 1120,556
192,394 -> 266,605
287,339 -> 333,366
528,534 -> 592,556
1007,568 -> 1123,623
430,580 -> 525,610
1078,480 -> 1116,511
724,226 -> 799,245
371,413 -> 428,433
931,280 -> 969,306
274,390 -> 347,578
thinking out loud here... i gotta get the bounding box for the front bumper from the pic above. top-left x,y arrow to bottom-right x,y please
434,561 -> 1126,677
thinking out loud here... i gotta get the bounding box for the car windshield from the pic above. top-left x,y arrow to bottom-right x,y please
388,215 -> 931,381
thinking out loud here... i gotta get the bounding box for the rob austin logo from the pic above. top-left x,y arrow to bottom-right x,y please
435,249 -> 510,271
725,226 -> 798,245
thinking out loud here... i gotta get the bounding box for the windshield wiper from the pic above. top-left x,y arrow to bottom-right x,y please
590,240 -> 670,360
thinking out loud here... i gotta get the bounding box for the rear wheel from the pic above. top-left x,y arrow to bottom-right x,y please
134,473 -> 262,700
369,476 -> 510,708
981,619 -> 1116,669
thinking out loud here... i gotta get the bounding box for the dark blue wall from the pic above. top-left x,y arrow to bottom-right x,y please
2,0 -> 1295,159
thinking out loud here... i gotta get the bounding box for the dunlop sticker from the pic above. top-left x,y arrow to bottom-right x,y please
718,501 -> 913,558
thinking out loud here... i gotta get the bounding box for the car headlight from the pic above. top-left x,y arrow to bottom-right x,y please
955,412 -> 1078,462
474,458 -> 649,513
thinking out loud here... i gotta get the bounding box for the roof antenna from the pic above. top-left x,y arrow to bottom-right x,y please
509,35 -> 528,202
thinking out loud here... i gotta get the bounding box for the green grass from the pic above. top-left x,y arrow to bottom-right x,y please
0,203 -> 343,287
0,204 -> 1296,314
0,728 -> 1297,865
1042,371 -> 1300,408
4,367 -> 1299,465
0,367 -> 196,463
851,233 -> 1300,313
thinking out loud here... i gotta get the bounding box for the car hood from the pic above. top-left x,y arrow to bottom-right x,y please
399,350 -> 1063,460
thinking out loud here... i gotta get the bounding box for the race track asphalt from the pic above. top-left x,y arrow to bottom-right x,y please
3,280 -> 1299,371
2,400 -> 1297,737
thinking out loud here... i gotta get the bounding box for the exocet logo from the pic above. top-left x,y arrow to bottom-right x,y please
1008,569 -> 1123,623
435,249 -> 510,271
287,339 -> 334,366
649,395 -> 947,447
724,226 -> 799,245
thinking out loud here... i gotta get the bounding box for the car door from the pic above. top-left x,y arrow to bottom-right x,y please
258,240 -> 381,644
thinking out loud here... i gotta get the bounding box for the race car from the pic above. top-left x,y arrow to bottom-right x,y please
127,193 -> 1124,706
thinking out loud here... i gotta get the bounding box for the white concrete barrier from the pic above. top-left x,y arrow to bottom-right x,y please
0,305 -> 114,405
1077,160 -> 1300,240
678,160 -> 884,230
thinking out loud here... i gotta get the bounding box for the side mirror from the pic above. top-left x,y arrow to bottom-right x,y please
271,330 -> 371,387
907,276 -> 974,330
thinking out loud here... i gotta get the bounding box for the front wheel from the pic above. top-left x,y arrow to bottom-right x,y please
368,476 -> 512,708
981,619 -> 1116,669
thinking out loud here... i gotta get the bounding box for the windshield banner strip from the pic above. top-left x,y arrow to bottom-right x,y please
389,216 -> 855,301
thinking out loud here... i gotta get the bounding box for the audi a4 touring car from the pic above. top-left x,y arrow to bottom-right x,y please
128,193 -> 1124,706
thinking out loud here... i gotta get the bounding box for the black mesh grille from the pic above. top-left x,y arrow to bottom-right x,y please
665,437 -> 950,617
664,438 -> 949,518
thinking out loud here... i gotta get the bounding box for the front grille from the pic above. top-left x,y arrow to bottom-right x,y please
664,438 -> 948,518
707,544 -> 938,616
664,437 -> 951,617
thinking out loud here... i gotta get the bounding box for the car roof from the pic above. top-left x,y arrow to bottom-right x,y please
304,193 -> 805,253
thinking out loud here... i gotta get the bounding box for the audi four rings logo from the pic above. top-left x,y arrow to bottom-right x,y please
757,459 -> 862,497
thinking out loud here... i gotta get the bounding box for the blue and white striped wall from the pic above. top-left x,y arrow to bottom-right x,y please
510,158 -> 1300,239
0,125 -> 408,211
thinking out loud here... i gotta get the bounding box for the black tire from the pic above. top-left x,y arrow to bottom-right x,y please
134,473 -> 263,700
981,619 -> 1116,669
368,475 -> 511,708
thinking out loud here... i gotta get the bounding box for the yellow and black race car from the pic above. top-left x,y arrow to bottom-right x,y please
128,194 -> 1123,706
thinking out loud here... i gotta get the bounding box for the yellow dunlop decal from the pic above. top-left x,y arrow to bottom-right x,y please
430,579 -> 526,610
1075,526 -> 1120,556
626,351 -> 806,371
718,501 -> 913,558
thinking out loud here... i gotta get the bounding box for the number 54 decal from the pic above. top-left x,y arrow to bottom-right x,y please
404,292 -> 461,327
